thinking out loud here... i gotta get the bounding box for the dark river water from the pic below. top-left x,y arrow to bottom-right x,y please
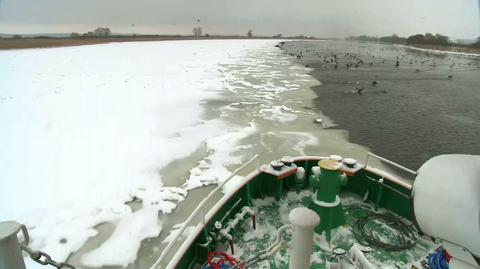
282,41 -> 480,170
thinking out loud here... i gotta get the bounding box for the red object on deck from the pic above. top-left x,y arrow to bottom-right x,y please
207,251 -> 240,269
344,171 -> 355,177
445,249 -> 452,262
277,168 -> 297,180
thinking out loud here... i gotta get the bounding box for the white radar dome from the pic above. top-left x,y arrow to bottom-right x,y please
413,154 -> 480,257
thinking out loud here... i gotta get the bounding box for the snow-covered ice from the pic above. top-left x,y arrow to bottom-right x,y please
182,121 -> 256,190
0,38 -> 330,268
259,105 -> 298,122
0,40 -> 281,267
398,44 -> 480,58
81,207 -> 162,267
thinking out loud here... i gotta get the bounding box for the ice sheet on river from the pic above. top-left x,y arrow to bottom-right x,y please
0,40 -> 282,267
0,38 -> 338,268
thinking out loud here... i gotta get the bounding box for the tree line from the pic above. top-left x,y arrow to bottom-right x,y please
71,27 -> 111,38
347,33 -> 480,48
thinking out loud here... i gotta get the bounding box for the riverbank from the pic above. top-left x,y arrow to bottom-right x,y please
0,35 -> 316,50
400,44 -> 480,57
281,40 -> 480,170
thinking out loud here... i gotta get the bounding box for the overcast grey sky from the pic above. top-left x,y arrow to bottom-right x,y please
0,0 -> 479,39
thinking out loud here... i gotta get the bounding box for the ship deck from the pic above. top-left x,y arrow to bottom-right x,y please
212,190 -> 436,269
157,156 -> 475,269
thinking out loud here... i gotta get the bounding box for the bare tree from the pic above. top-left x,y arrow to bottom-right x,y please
425,33 -> 434,40
247,29 -> 253,37
94,27 -> 111,37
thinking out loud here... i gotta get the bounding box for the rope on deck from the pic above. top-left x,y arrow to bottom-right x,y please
345,205 -> 417,251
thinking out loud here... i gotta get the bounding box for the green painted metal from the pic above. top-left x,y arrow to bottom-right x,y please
374,183 -> 384,211
170,158 -> 415,269
343,169 -> 412,220
308,161 -> 346,242
310,167 -> 343,203
228,191 -> 431,269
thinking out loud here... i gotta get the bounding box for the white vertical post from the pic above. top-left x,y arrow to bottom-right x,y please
288,207 -> 320,269
349,245 -> 376,269
0,221 -> 27,269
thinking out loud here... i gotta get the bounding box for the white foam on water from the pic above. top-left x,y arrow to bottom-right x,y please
21,203 -> 132,264
182,121 -> 257,190
81,207 -> 162,267
1,38 -> 331,268
265,131 -> 319,155
0,39 -> 280,267
285,132 -> 319,155
259,105 -> 298,122
133,187 -> 187,214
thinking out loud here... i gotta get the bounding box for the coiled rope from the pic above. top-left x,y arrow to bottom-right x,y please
345,205 -> 417,251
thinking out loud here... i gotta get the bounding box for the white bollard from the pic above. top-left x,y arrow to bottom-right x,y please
349,244 -> 376,269
289,207 -> 320,269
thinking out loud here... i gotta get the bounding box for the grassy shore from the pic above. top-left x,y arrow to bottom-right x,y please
0,35 -> 298,50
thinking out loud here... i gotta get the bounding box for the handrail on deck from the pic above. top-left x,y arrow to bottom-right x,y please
364,152 -> 417,176
150,154 -> 259,269
152,153 -> 413,269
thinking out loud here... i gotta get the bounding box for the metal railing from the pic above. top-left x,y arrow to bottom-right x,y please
150,154 -> 259,269
364,152 -> 417,176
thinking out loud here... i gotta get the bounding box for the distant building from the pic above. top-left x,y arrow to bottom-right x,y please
193,27 -> 202,37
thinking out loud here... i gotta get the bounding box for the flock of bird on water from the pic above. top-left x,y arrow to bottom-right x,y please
275,41 -> 479,96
